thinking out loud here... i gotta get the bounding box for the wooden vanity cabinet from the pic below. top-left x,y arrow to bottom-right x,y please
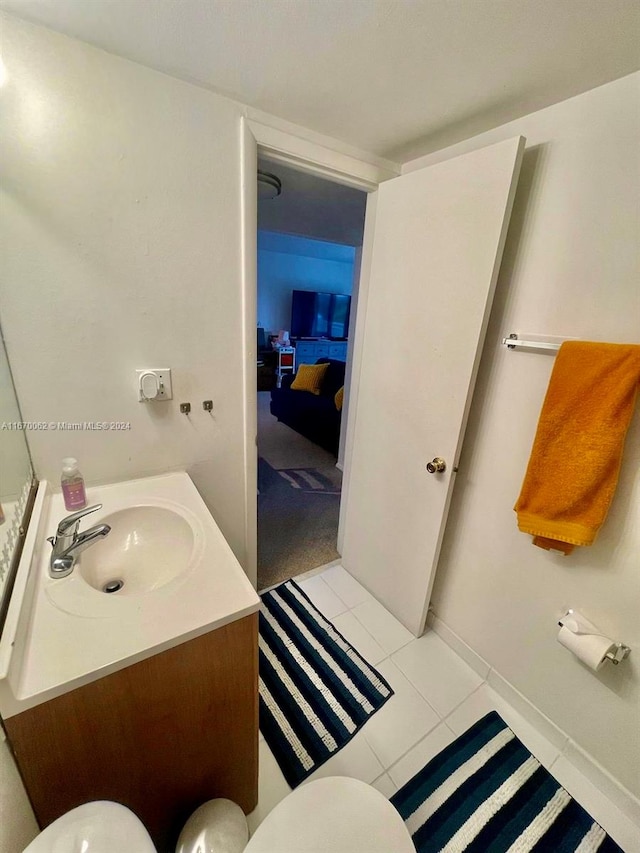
5,612 -> 258,853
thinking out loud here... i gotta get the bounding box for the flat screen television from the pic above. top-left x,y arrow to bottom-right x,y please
291,290 -> 351,339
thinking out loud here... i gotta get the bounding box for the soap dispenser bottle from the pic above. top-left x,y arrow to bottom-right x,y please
61,457 -> 87,511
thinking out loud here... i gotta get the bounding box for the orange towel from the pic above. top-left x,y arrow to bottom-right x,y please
514,341 -> 640,554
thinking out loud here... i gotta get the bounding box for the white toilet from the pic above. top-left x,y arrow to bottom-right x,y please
23,777 -> 415,853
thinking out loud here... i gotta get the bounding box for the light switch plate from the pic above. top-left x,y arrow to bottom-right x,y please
136,368 -> 172,401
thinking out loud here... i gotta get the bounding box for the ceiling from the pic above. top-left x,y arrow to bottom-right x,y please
258,158 -> 367,246
1,0 -> 638,160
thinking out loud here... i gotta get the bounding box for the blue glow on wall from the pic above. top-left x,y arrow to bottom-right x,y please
258,231 -> 356,336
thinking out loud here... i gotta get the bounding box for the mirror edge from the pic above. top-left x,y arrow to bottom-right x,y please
0,475 -> 39,634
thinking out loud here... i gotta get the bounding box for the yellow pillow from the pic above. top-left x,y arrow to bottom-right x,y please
334,386 -> 344,411
290,362 -> 329,395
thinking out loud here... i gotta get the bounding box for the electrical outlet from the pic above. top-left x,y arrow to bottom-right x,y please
136,369 -> 173,401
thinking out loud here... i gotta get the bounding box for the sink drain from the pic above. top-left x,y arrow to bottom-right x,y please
103,578 -> 124,594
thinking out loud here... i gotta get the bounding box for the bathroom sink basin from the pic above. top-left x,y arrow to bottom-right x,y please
78,505 -> 195,595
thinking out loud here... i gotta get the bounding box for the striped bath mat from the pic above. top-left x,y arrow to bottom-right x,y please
391,711 -> 622,852
258,579 -> 393,787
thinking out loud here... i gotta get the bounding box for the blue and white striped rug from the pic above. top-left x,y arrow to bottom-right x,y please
258,579 -> 394,788
391,711 -> 622,852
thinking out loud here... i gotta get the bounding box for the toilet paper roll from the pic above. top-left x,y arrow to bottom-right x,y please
557,625 -> 616,671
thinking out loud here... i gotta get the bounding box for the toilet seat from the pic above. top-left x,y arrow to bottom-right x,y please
244,776 -> 415,853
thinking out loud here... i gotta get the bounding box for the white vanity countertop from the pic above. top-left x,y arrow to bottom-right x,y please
0,472 -> 260,717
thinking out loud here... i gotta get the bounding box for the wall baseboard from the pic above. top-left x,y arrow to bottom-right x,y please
426,611 -> 640,828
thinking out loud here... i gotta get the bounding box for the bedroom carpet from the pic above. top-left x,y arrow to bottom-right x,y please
257,391 -> 342,590
258,457 -> 341,589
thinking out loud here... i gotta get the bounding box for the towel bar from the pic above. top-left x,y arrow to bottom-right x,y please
502,333 -> 563,352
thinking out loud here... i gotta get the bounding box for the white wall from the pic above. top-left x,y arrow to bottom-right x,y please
257,231 -> 355,336
403,73 -> 640,797
0,14 -> 250,567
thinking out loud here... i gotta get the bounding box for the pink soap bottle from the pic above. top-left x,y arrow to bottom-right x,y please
61,457 -> 87,511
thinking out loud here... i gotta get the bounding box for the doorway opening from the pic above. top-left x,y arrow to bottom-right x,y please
256,157 -> 367,590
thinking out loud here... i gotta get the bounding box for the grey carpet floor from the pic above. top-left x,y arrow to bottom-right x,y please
257,392 -> 342,589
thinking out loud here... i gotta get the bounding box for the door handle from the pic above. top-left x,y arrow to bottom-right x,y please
426,457 -> 446,474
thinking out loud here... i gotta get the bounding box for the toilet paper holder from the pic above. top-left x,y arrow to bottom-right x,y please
558,610 -> 631,666
605,644 -> 631,665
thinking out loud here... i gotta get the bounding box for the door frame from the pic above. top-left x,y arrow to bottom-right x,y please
240,116 -> 399,587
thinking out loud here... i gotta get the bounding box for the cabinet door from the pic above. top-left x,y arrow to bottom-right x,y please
295,343 -> 314,357
314,343 -> 330,359
329,343 -> 347,361
295,343 -> 315,365
5,615 -> 258,851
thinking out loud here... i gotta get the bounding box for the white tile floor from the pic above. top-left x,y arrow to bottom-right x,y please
249,565 -> 640,851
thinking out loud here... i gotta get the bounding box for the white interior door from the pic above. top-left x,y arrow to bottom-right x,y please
340,136 -> 525,636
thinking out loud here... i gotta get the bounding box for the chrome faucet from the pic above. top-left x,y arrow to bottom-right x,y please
47,504 -> 111,579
